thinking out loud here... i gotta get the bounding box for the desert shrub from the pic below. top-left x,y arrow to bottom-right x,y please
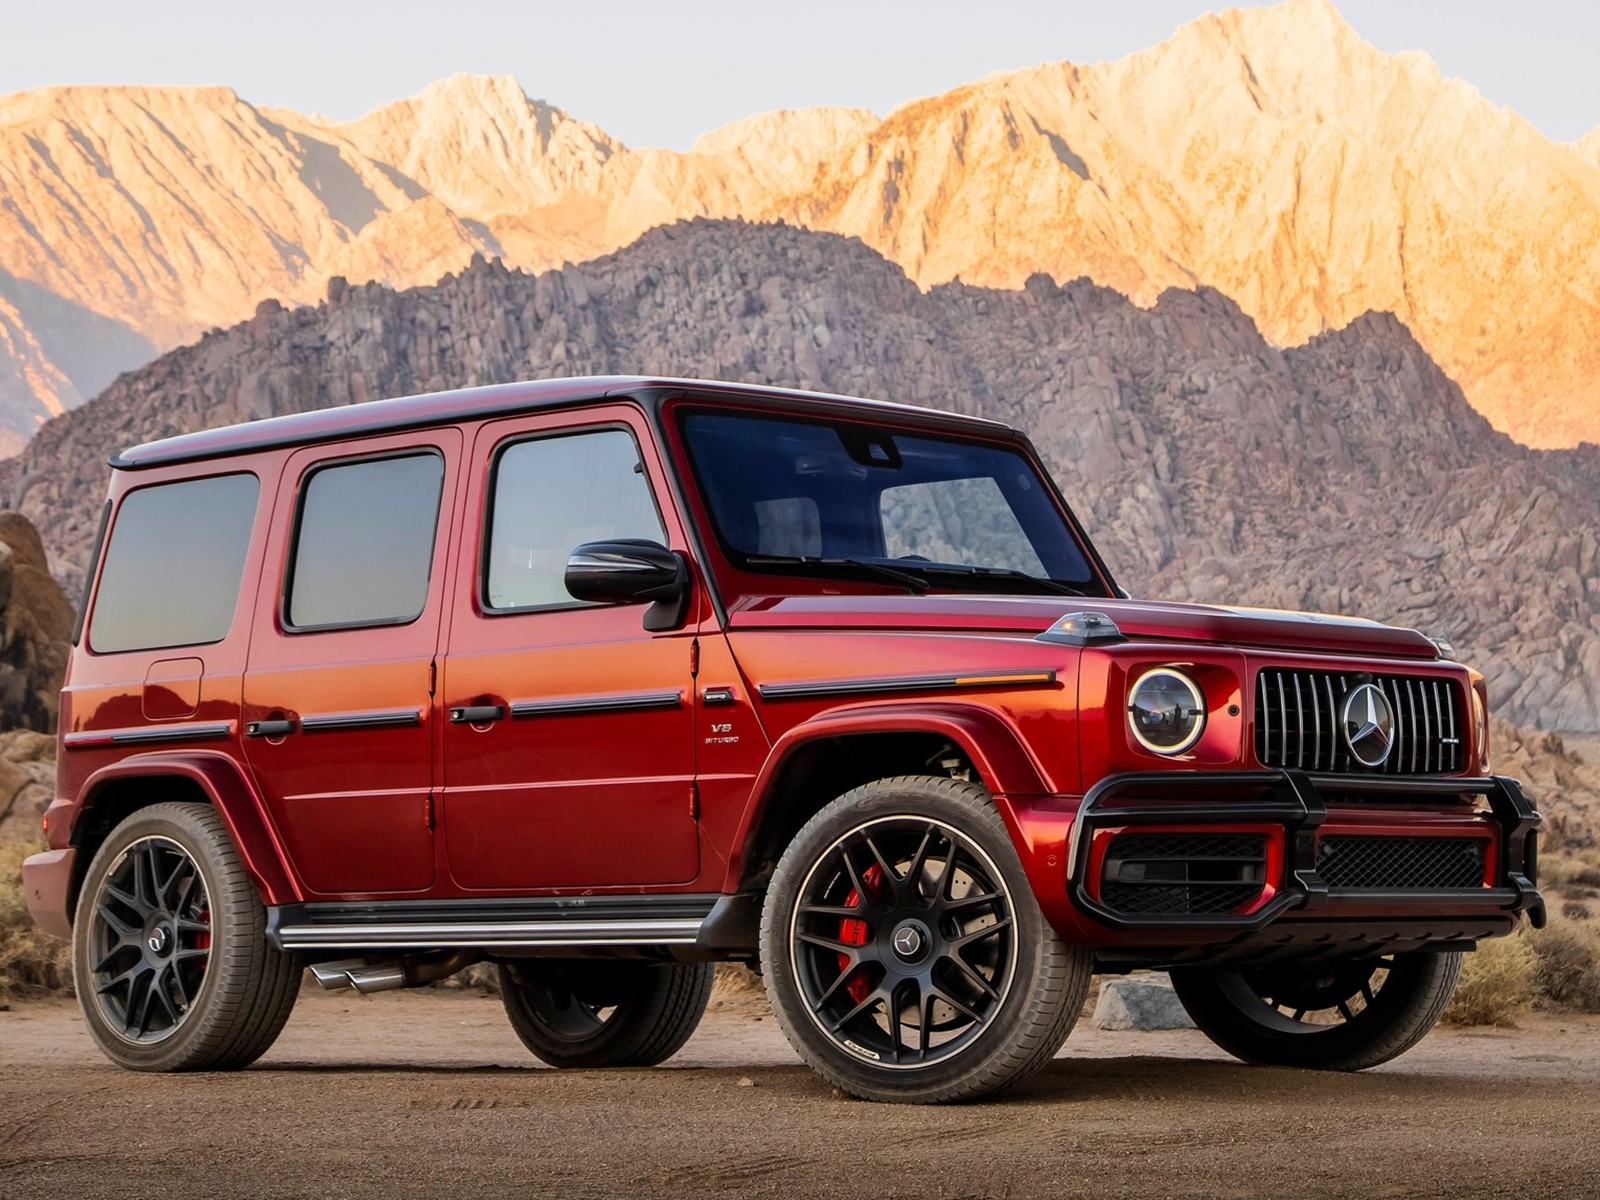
1563,901 -> 1592,921
1562,884 -> 1600,900
0,838 -> 71,998
1442,935 -> 1536,1026
1528,921 -> 1600,1011
1571,868 -> 1600,889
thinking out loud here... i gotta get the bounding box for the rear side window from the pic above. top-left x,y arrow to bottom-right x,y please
286,452 -> 445,630
485,429 -> 666,611
89,474 -> 259,654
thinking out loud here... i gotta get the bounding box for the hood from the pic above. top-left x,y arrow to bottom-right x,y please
726,593 -> 1441,660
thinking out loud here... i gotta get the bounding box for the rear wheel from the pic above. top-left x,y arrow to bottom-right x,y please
761,776 -> 1091,1103
72,801 -> 301,1071
498,960 -> 713,1068
1169,951 -> 1462,1071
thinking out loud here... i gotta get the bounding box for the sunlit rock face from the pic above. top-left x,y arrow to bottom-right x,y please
4,219 -> 1599,732
3,1 -> 1600,447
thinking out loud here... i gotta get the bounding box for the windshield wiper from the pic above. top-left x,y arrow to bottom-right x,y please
969,566 -> 1091,597
744,555 -> 930,594
901,562 -> 1091,597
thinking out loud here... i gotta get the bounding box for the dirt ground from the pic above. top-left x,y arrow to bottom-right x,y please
2,985 -> 1599,1200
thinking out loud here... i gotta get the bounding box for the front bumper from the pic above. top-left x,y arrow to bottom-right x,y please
1067,770 -> 1543,949
22,847 -> 77,942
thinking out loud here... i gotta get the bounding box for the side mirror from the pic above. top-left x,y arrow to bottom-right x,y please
565,539 -> 692,631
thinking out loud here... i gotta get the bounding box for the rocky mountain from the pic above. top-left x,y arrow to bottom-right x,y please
3,0 -> 1600,453
1575,128 -> 1600,171
1,219 -> 1596,733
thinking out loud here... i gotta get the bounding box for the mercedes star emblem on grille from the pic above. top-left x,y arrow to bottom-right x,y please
1341,682 -> 1396,767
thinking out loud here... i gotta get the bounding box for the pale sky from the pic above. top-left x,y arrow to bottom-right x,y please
5,1 -> 1598,148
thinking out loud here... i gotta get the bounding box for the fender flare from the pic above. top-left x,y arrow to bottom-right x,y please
71,750 -> 299,906
725,701 -> 1055,885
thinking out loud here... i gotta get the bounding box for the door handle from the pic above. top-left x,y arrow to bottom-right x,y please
245,718 -> 297,738
449,704 -> 507,724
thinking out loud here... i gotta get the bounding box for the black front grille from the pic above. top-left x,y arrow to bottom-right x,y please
1255,669 -> 1463,775
1098,832 -> 1267,916
1316,835 -> 1486,890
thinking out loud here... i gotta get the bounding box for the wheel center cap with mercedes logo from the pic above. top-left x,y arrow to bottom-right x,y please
890,919 -> 931,964
1341,683 -> 1396,767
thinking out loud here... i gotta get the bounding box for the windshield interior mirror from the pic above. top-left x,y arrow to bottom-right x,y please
565,540 -> 691,631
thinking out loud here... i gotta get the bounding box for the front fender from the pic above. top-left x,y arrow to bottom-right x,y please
725,700 -> 1057,886
59,750 -> 299,908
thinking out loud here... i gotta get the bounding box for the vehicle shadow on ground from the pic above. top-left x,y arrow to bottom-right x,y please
240,1052 -> 1474,1105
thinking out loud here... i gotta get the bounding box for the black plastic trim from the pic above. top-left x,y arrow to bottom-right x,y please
510,690 -> 683,718
71,500 -> 111,647
1068,770 -> 1544,933
299,708 -> 423,733
62,720 -> 235,749
758,669 -> 1058,702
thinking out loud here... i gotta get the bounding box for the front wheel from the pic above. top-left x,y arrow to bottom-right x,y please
1169,951 -> 1462,1071
498,960 -> 713,1068
761,776 -> 1091,1103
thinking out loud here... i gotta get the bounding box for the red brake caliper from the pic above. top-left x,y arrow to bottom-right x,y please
838,864 -> 882,1004
195,907 -> 211,954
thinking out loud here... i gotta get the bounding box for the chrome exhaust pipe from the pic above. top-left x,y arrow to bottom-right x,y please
309,952 -> 478,994
309,958 -> 372,991
346,962 -> 408,994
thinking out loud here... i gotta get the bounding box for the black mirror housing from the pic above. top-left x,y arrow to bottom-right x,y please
565,540 -> 692,630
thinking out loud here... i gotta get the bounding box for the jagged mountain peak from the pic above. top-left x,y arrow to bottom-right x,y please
6,219 -> 1598,733
2,0 -> 1600,452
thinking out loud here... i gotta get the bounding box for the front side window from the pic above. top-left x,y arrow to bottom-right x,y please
286,452 -> 445,630
485,429 -> 666,611
89,473 -> 259,653
680,411 -> 1098,593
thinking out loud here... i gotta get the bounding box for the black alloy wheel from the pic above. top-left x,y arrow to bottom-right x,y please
1170,950 -> 1463,1071
762,776 -> 1091,1104
499,959 -> 714,1068
72,801 -> 302,1072
789,815 -> 1017,1068
86,836 -> 213,1043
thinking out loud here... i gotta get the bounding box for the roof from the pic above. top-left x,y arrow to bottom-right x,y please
111,375 -> 1018,470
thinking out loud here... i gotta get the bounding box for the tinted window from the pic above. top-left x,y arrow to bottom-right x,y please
681,412 -> 1094,587
881,477 -> 1045,574
90,474 -> 258,653
287,453 -> 445,629
486,430 -> 666,610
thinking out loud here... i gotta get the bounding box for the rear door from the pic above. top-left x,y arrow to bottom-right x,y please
439,407 -> 700,890
241,432 -> 459,896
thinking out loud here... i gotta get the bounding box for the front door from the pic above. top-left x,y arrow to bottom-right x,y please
440,409 -> 700,890
241,432 -> 459,896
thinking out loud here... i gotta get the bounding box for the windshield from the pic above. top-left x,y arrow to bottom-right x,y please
679,411 -> 1099,592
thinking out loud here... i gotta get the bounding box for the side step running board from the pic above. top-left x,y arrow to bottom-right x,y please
266,895 -> 720,952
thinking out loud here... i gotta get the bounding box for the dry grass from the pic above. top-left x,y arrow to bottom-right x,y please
1442,915 -> 1600,1025
1442,935 -> 1537,1026
0,837 -> 71,999
1527,920 -> 1600,1011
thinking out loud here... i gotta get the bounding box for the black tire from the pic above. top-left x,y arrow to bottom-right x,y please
498,960 -> 714,1068
1169,950 -> 1462,1071
72,801 -> 302,1072
760,776 -> 1091,1104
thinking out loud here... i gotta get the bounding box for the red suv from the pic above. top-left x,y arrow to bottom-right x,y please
23,376 -> 1541,1102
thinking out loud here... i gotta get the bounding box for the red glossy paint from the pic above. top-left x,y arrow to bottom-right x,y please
26,376 -> 1537,958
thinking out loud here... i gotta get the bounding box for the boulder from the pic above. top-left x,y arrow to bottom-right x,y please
1091,973 -> 1196,1032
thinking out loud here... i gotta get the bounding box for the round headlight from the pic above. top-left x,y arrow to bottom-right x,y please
1128,668 -> 1206,755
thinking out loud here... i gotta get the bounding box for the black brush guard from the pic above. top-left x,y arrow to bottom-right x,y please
1069,770 -> 1544,933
